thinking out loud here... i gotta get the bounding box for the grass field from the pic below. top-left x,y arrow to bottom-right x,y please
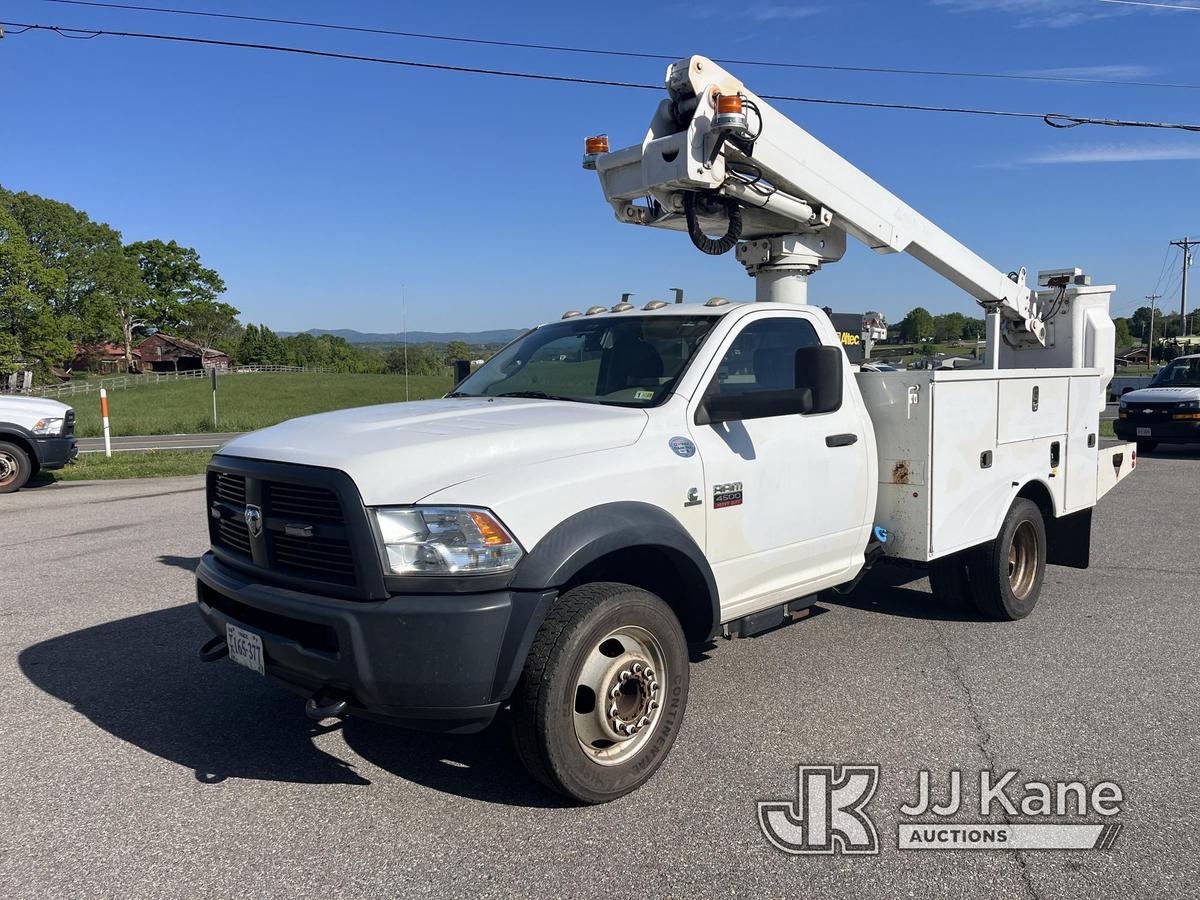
50,450 -> 214,481
72,372 -> 452,437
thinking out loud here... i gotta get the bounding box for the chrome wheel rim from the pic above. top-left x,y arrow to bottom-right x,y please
1008,521 -> 1039,600
573,625 -> 667,766
0,451 -> 17,487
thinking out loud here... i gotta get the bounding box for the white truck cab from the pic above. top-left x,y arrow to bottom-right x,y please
193,55 -> 1137,803
1114,354 -> 1200,451
0,395 -> 78,492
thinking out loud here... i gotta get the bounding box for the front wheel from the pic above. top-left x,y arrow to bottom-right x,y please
0,441 -> 32,494
510,582 -> 689,804
968,498 -> 1047,620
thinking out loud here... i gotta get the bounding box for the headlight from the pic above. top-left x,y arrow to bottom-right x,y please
373,506 -> 523,576
1177,400 -> 1200,410
31,417 -> 64,436
1118,399 -> 1128,409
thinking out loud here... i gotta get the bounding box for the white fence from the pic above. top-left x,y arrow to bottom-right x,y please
1,365 -> 336,400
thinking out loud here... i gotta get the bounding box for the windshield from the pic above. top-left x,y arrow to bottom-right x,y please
1150,357 -> 1200,388
452,315 -> 717,406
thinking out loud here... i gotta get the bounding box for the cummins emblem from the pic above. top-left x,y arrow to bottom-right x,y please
244,504 -> 264,538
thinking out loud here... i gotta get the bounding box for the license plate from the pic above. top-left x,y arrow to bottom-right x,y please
226,623 -> 264,675
1137,427 -> 1152,437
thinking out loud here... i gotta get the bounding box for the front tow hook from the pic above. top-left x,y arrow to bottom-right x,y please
306,691 -> 348,721
198,636 -> 228,662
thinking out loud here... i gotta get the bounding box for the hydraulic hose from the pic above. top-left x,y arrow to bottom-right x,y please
683,191 -> 743,256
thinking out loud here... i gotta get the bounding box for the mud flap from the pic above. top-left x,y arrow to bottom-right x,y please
1047,508 -> 1091,570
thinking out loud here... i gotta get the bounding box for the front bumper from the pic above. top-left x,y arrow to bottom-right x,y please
195,553 -> 555,733
1114,419 -> 1200,445
34,435 -> 78,469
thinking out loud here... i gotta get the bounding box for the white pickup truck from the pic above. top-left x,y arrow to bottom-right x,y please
0,395 -> 78,492
193,55 -> 1136,803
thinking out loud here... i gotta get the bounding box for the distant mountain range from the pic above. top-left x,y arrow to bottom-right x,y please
280,328 -> 526,346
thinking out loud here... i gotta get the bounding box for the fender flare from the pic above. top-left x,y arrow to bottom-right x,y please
509,501 -> 720,638
0,425 -> 40,467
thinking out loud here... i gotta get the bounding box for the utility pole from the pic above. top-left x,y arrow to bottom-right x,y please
1145,293 -> 1160,368
1169,238 -> 1196,343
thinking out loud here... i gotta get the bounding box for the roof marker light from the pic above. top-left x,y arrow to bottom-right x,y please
585,305 -> 608,315
643,300 -> 669,310
562,310 -> 582,319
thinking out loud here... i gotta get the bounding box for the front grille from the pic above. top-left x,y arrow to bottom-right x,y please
206,461 -> 368,595
271,532 -> 357,583
213,471 -> 247,505
216,516 -> 252,555
266,482 -> 342,521
1124,403 -> 1177,423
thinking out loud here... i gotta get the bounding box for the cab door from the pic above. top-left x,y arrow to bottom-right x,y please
689,310 -> 870,619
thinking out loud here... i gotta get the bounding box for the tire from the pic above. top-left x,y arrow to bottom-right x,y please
928,553 -> 973,609
1136,439 -> 1157,454
510,582 -> 689,804
0,441 -> 31,494
967,498 -> 1047,621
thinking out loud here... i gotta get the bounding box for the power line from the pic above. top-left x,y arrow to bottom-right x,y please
5,20 -> 1200,132
35,0 -> 1200,91
1099,0 -> 1200,11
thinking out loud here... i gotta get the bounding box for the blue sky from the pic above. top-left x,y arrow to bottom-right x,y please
1,0 -> 1197,332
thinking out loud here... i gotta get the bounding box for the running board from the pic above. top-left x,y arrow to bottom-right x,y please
722,597 -> 817,639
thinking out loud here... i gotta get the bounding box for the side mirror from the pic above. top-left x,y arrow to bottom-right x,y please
795,344 -> 843,414
697,388 -> 814,425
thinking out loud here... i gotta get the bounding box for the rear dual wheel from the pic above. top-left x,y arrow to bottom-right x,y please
929,497 -> 1047,621
511,582 -> 689,804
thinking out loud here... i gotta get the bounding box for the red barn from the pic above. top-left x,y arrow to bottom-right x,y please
138,334 -> 230,373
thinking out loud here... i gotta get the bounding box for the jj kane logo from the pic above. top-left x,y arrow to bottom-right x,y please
759,765 -> 1124,855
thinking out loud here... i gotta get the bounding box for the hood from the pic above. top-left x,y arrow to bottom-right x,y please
1121,386 -> 1200,404
0,396 -> 72,427
219,397 -> 649,504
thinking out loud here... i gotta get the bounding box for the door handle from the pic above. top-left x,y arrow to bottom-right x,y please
825,433 -> 858,447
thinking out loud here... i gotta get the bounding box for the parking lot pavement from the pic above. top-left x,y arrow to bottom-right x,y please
2,455 -> 1198,900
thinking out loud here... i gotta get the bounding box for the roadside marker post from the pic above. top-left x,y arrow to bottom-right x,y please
99,388 -> 112,458
210,367 -> 218,429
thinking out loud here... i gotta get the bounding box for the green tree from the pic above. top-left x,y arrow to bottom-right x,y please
178,299 -> 241,350
900,307 -> 935,343
961,317 -> 986,341
1113,317 -> 1133,349
445,340 -> 471,364
933,312 -> 967,343
0,187 -> 135,345
125,239 -> 228,331
0,206 -> 72,380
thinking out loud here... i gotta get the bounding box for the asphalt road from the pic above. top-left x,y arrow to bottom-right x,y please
2,453 -> 1197,899
76,432 -> 244,454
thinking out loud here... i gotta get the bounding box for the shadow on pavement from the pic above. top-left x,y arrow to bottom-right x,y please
18,603 -> 567,806
821,562 -> 981,622
157,554 -> 201,573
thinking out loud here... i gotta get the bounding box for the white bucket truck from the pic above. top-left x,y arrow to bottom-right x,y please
194,56 -> 1135,803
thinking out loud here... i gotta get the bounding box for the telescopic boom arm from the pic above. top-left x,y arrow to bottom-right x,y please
587,55 -> 1052,347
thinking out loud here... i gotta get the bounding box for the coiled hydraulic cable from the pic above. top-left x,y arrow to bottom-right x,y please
683,192 -> 743,256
